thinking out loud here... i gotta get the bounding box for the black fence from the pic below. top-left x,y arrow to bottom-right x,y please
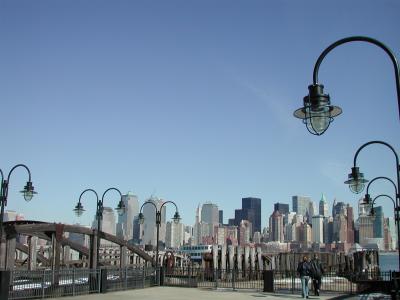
162,267 -> 396,295
162,267 -> 264,290
6,266 -> 158,300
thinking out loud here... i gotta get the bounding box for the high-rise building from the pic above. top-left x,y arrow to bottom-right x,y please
140,197 -> 166,247
312,215 -> 324,243
346,205 -> 355,244
319,194 -> 329,217
219,210 -> 224,224
274,202 -> 289,215
201,202 -> 219,224
3,210 -> 17,221
117,192 -> 139,241
242,197 -> 261,235
165,221 -> 184,249
239,220 -> 252,245
269,210 -> 284,242
323,216 -> 334,244
292,196 -> 311,216
332,200 -> 346,218
358,215 -> 375,245
373,206 -> 384,238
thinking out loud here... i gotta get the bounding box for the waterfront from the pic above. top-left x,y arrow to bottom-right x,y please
379,252 -> 399,271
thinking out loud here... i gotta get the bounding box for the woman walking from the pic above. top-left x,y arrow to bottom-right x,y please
297,256 -> 311,299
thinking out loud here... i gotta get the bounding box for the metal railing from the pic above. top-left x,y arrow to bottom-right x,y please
9,268 -> 101,299
8,266 -> 158,299
163,267 -> 264,290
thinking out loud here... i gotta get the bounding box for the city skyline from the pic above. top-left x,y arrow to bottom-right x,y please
0,1 -> 399,229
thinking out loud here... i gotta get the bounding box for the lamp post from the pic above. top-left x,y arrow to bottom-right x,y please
138,199 -> 180,270
73,188 -> 126,268
294,36 -> 400,135
0,164 -> 37,268
344,141 -> 400,270
370,194 -> 400,270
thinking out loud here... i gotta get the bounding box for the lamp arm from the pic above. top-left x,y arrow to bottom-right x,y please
372,194 -> 396,211
139,200 -> 158,213
160,200 -> 179,212
78,189 -> 99,206
366,176 -> 398,196
312,36 -> 400,120
101,187 -> 123,206
353,141 -> 400,206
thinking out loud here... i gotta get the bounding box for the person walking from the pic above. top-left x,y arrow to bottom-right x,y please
297,255 -> 311,299
310,253 -> 324,296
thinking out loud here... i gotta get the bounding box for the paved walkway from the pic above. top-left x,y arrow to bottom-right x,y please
57,287 -> 351,300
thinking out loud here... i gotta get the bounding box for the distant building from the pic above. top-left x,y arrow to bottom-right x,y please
292,196 -> 311,216
201,202 -> 219,224
140,197 -> 166,248
242,197 -> 261,236
373,206 -> 384,238
319,194 -> 329,217
269,210 -> 284,242
274,202 -> 289,215
166,221 -> 184,249
117,192 -> 139,241
312,215 -> 324,243
219,210 -> 224,224
239,220 -> 252,245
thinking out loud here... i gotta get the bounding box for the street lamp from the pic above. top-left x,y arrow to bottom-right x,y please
0,164 -> 37,268
73,187 -> 126,268
294,36 -> 400,135
345,141 -> 400,196
369,194 -> 400,270
138,198 -> 180,269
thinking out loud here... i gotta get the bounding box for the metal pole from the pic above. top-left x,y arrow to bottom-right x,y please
156,211 -> 160,284
0,182 -> 6,269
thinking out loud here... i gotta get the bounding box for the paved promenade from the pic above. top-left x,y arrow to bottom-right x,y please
57,287 -> 352,300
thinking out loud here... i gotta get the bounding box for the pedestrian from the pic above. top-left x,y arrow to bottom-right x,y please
310,253 -> 324,296
297,255 -> 311,299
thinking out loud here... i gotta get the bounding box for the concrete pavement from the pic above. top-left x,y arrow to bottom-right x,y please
56,286 -> 352,300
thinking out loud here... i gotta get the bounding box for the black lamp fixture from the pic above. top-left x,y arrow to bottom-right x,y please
138,198 -> 180,271
73,187 -> 126,269
345,141 -> 400,196
294,36 -> 400,135
0,164 -> 37,267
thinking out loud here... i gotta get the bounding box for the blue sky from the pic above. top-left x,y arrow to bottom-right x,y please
0,0 -> 399,229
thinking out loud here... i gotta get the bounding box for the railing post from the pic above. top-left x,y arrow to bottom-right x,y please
41,269 -> 46,298
232,269 -> 235,291
124,267 -> 128,290
291,270 -> 295,294
72,269 -> 75,296
0,270 -> 10,300
99,268 -> 107,293
263,270 -> 274,292
142,266 -> 145,288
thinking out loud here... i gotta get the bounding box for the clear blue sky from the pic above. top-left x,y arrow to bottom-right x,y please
0,0 -> 399,229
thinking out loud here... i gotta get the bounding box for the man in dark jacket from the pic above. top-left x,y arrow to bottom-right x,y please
297,256 -> 311,299
310,254 -> 324,296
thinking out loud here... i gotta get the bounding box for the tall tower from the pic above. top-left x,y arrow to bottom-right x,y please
319,194 -> 329,217
201,202 -> 219,224
140,197 -> 166,247
312,215 -> 324,243
292,196 -> 311,216
117,192 -> 139,241
242,197 -> 261,235
269,210 -> 284,242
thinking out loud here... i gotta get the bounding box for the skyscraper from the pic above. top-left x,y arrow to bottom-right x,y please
219,210 -> 224,224
117,192 -> 139,241
312,215 -> 324,243
274,202 -> 289,215
269,210 -> 284,242
201,202 -> 219,224
373,206 -> 384,238
319,194 -> 329,216
292,196 -> 311,216
140,197 -> 166,247
242,197 -> 261,235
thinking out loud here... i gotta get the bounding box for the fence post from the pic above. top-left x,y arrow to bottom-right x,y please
0,270 -> 10,300
263,270 -> 274,292
291,270 -> 295,294
125,267 -> 128,290
214,269 -> 218,289
72,269 -> 75,296
100,268 -> 107,293
41,269 -> 46,298
159,267 -> 164,286
232,269 -> 235,291
142,267 -> 146,288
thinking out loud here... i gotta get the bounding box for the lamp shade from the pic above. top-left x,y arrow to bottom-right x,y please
20,181 -> 37,202
73,202 -> 85,217
344,167 -> 368,194
294,84 -> 342,135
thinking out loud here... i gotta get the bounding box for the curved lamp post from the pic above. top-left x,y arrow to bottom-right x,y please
344,141 -> 400,196
73,187 -> 126,268
370,194 -> 400,270
294,36 -> 400,135
0,164 -> 37,267
138,199 -> 180,269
